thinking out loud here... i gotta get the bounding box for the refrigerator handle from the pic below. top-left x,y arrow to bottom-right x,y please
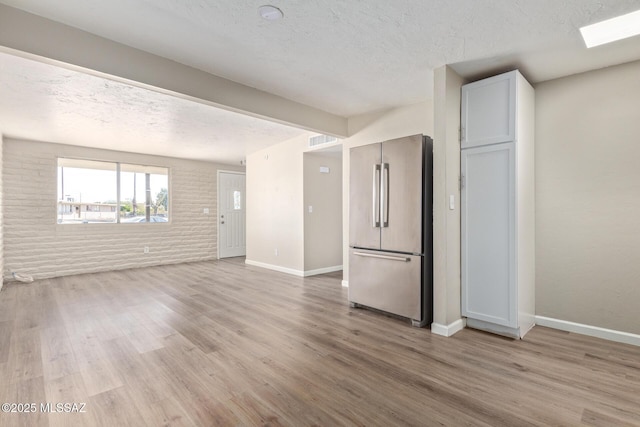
372,164 -> 381,228
382,163 -> 389,227
353,251 -> 410,262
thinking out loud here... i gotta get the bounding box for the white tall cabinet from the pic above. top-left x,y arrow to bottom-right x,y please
460,70 -> 535,338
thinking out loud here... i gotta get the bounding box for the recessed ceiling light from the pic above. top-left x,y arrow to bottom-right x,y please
580,9 -> 640,48
258,5 -> 284,21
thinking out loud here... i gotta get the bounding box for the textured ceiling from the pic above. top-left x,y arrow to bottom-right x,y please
1,0 -> 640,162
2,0 -> 640,117
0,52 -> 306,164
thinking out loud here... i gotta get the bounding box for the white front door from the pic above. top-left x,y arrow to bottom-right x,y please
218,171 -> 246,258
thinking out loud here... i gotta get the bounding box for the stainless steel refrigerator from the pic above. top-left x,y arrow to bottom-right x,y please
349,134 -> 433,327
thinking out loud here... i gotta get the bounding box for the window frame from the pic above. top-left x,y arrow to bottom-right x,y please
57,157 -> 171,225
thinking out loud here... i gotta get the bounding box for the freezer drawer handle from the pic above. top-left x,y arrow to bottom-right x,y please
353,252 -> 410,262
372,164 -> 381,228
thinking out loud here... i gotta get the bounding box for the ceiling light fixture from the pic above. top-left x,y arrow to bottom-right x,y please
580,9 -> 640,48
258,5 -> 284,21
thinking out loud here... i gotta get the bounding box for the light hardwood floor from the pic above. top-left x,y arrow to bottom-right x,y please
0,258 -> 639,426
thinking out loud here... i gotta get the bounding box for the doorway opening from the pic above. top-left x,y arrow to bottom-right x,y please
303,145 -> 343,275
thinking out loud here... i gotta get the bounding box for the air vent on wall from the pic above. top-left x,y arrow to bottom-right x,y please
309,134 -> 338,147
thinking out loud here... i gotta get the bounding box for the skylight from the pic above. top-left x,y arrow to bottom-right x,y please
580,9 -> 640,48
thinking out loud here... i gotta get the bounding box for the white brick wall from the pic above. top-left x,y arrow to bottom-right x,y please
3,138 -> 243,280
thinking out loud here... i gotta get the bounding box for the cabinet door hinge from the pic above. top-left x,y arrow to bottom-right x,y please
459,175 -> 465,190
460,126 -> 465,142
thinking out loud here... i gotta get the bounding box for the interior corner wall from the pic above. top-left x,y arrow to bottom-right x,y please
342,101 -> 434,283
3,138 -> 243,280
246,134 -> 307,274
432,66 -> 464,328
303,152 -> 342,272
535,59 -> 640,335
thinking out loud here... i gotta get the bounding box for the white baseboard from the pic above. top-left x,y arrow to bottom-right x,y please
303,265 -> 343,277
535,316 -> 640,347
245,260 -> 304,277
431,318 -> 466,337
341,280 -> 349,288
244,260 -> 342,278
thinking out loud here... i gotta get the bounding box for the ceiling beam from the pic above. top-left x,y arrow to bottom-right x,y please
0,5 -> 348,138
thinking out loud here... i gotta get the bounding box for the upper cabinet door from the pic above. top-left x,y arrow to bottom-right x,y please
461,71 -> 516,148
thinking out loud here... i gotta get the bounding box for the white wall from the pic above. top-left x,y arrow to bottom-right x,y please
432,66 -> 465,331
246,134 -> 306,273
342,102 -> 434,282
3,138 -> 243,280
304,152 -> 342,272
535,60 -> 640,335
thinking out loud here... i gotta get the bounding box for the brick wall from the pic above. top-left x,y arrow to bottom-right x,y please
3,138 -> 243,280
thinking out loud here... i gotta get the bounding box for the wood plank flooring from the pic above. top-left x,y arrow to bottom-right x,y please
0,258 -> 639,426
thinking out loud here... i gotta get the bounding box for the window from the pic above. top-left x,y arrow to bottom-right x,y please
57,159 -> 117,224
57,158 -> 169,224
233,190 -> 242,210
120,164 -> 169,223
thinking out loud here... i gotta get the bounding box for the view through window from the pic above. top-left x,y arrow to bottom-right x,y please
57,158 -> 169,224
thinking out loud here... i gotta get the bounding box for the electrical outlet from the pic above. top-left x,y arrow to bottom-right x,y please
144,246 -> 149,254
275,248 -> 278,256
